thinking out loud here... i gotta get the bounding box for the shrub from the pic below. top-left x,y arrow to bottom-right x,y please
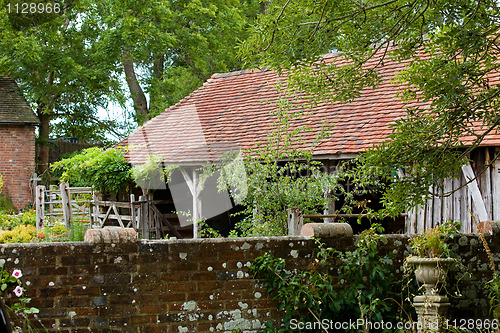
0,173 -> 15,214
408,221 -> 460,258
0,225 -> 36,244
51,147 -> 132,195
40,224 -> 69,242
250,225 -> 400,332
69,221 -> 89,242
0,194 -> 15,214
0,210 -> 36,230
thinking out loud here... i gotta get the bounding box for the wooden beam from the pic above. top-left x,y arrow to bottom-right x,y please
484,149 -> 493,220
425,186 -> 433,230
180,167 -> 202,238
35,185 -> 45,229
443,179 -> 453,223
453,177 -> 461,224
433,185 -> 442,225
493,147 -> 500,220
462,163 -> 489,223
180,168 -> 195,197
416,204 -> 425,234
60,183 -> 72,228
150,203 -> 183,239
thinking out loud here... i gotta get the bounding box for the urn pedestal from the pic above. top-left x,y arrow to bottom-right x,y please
407,257 -> 455,333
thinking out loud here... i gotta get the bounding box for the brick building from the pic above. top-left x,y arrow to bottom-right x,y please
0,77 -> 39,210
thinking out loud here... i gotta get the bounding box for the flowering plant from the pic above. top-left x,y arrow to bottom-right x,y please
0,263 -> 42,332
408,221 -> 460,258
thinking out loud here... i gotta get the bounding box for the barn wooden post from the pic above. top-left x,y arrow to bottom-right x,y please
35,185 -> 45,229
493,147 -> 500,220
181,167 -> 203,238
92,192 -> 100,228
49,185 -> 56,226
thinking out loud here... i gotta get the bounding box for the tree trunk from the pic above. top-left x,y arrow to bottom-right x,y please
37,105 -> 50,174
123,48 -> 149,123
260,1 -> 269,15
149,53 -> 164,113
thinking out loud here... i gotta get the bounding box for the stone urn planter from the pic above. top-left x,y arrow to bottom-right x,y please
406,257 -> 455,295
407,257 -> 456,332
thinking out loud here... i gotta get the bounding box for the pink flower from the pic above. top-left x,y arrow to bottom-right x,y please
12,269 -> 22,279
13,286 -> 22,297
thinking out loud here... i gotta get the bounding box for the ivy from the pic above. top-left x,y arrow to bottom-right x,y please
249,225 -> 401,332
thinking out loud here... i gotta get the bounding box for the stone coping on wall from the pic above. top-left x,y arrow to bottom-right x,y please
0,231 -> 497,332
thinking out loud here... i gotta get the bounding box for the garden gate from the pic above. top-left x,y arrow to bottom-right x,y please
35,185 -> 182,239
35,183 -> 93,229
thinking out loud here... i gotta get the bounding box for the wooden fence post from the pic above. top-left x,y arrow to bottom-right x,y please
60,183 -> 72,228
288,208 -> 303,236
139,195 -> 149,239
35,185 -> 45,230
130,194 -> 137,229
92,192 -> 100,228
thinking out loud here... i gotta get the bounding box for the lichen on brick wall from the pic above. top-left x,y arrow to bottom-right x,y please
0,232 -> 497,332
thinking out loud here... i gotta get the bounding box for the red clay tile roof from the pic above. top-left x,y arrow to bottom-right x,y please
119,53 -> 500,165
0,77 -> 39,125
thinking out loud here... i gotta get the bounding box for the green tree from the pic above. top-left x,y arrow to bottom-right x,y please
242,0 -> 500,214
0,0 -> 126,173
93,0 -> 261,123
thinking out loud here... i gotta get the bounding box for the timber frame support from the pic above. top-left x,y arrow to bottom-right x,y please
180,167 -> 204,238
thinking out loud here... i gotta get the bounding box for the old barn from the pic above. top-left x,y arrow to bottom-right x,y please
119,52 -> 500,236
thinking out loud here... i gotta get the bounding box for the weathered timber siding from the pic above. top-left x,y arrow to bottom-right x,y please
407,147 -> 500,233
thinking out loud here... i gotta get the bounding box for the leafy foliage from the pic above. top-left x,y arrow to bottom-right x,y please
408,220 -> 460,258
130,155 -> 178,194
0,225 -> 37,244
0,210 -> 36,230
249,226 -> 399,332
0,210 -> 38,243
51,147 -> 132,195
68,221 -> 88,242
0,0 -> 129,171
242,0 -> 500,214
0,265 -> 42,332
198,91 -> 387,237
90,0 -> 261,121
0,173 -> 15,213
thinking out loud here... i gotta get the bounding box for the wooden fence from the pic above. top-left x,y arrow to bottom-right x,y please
35,185 -> 182,239
91,195 -> 182,239
287,208 -> 408,236
35,184 -> 93,229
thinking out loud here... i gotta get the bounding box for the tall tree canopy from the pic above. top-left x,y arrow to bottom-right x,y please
0,0 -> 126,172
242,0 -> 500,213
0,0 -> 260,173
93,0 -> 261,122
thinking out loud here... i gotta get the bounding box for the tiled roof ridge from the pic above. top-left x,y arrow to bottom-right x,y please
209,67 -> 271,80
207,53 -> 347,81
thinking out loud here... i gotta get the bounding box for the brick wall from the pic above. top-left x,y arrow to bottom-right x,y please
0,124 -> 36,210
0,232 -> 498,333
